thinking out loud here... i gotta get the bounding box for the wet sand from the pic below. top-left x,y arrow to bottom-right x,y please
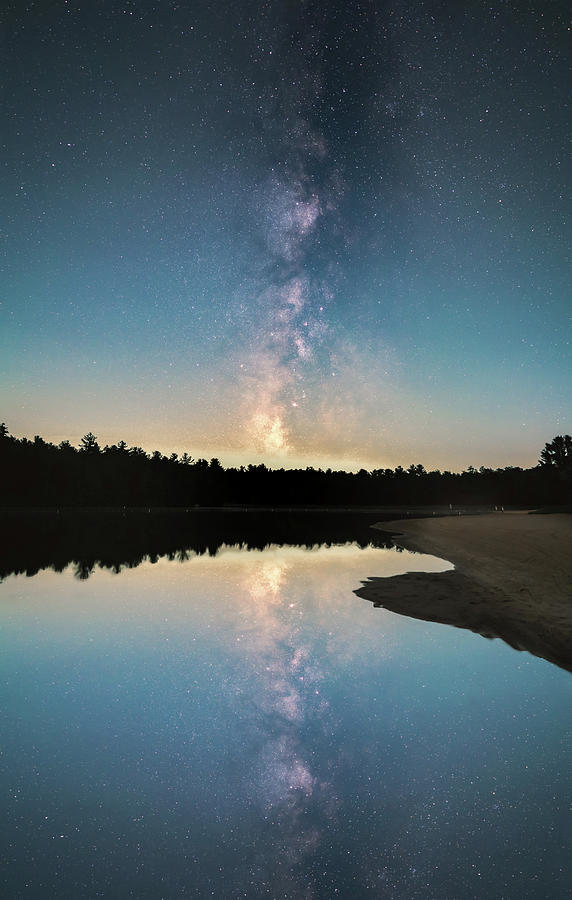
355,512 -> 572,674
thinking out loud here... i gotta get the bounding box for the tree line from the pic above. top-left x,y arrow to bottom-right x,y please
0,424 -> 570,508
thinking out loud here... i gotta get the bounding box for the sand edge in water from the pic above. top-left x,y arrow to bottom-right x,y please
355,511 -> 572,674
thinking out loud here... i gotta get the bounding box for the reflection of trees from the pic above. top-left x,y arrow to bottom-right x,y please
0,509 -> 393,580
73,560 -> 95,580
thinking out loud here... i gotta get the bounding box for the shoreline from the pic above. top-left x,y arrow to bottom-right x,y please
355,511 -> 572,674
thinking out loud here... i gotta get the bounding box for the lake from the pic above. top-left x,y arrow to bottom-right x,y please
1,522 -> 570,898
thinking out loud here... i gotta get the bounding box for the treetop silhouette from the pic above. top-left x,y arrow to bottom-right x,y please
0,424 -> 570,508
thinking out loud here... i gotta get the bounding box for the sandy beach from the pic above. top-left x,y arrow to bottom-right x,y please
355,511 -> 572,674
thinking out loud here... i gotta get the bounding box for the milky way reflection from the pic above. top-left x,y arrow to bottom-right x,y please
1,543 -> 570,898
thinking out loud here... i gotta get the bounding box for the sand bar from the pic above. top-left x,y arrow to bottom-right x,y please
355,511 -> 572,674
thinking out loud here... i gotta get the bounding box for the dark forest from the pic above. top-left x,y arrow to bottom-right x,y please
1,425 -> 570,509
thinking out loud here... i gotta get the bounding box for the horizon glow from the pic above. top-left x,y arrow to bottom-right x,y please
1,2 -> 569,472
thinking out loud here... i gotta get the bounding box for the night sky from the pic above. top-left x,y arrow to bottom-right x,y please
2,1 -> 569,471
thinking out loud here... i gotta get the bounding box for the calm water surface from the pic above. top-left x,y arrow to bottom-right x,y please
1,542 -> 570,899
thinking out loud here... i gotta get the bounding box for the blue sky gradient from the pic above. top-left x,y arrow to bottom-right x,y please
2,0 -> 569,470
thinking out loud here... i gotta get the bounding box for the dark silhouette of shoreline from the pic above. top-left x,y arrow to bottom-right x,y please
357,569 -> 572,675
0,507 -> 396,581
1,424 -> 570,509
355,512 -> 572,675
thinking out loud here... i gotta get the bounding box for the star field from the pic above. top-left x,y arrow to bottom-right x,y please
2,545 -> 571,896
2,0 -> 569,469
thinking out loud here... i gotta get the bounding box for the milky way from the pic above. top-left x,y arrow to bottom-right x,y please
245,170 -> 334,452
1,1 -> 569,469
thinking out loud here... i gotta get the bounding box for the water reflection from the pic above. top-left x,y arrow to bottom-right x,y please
241,551 -> 326,879
0,508 -> 396,580
241,547 -> 446,883
356,568 -> 572,675
2,540 -> 571,897
1,543 -> 450,896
